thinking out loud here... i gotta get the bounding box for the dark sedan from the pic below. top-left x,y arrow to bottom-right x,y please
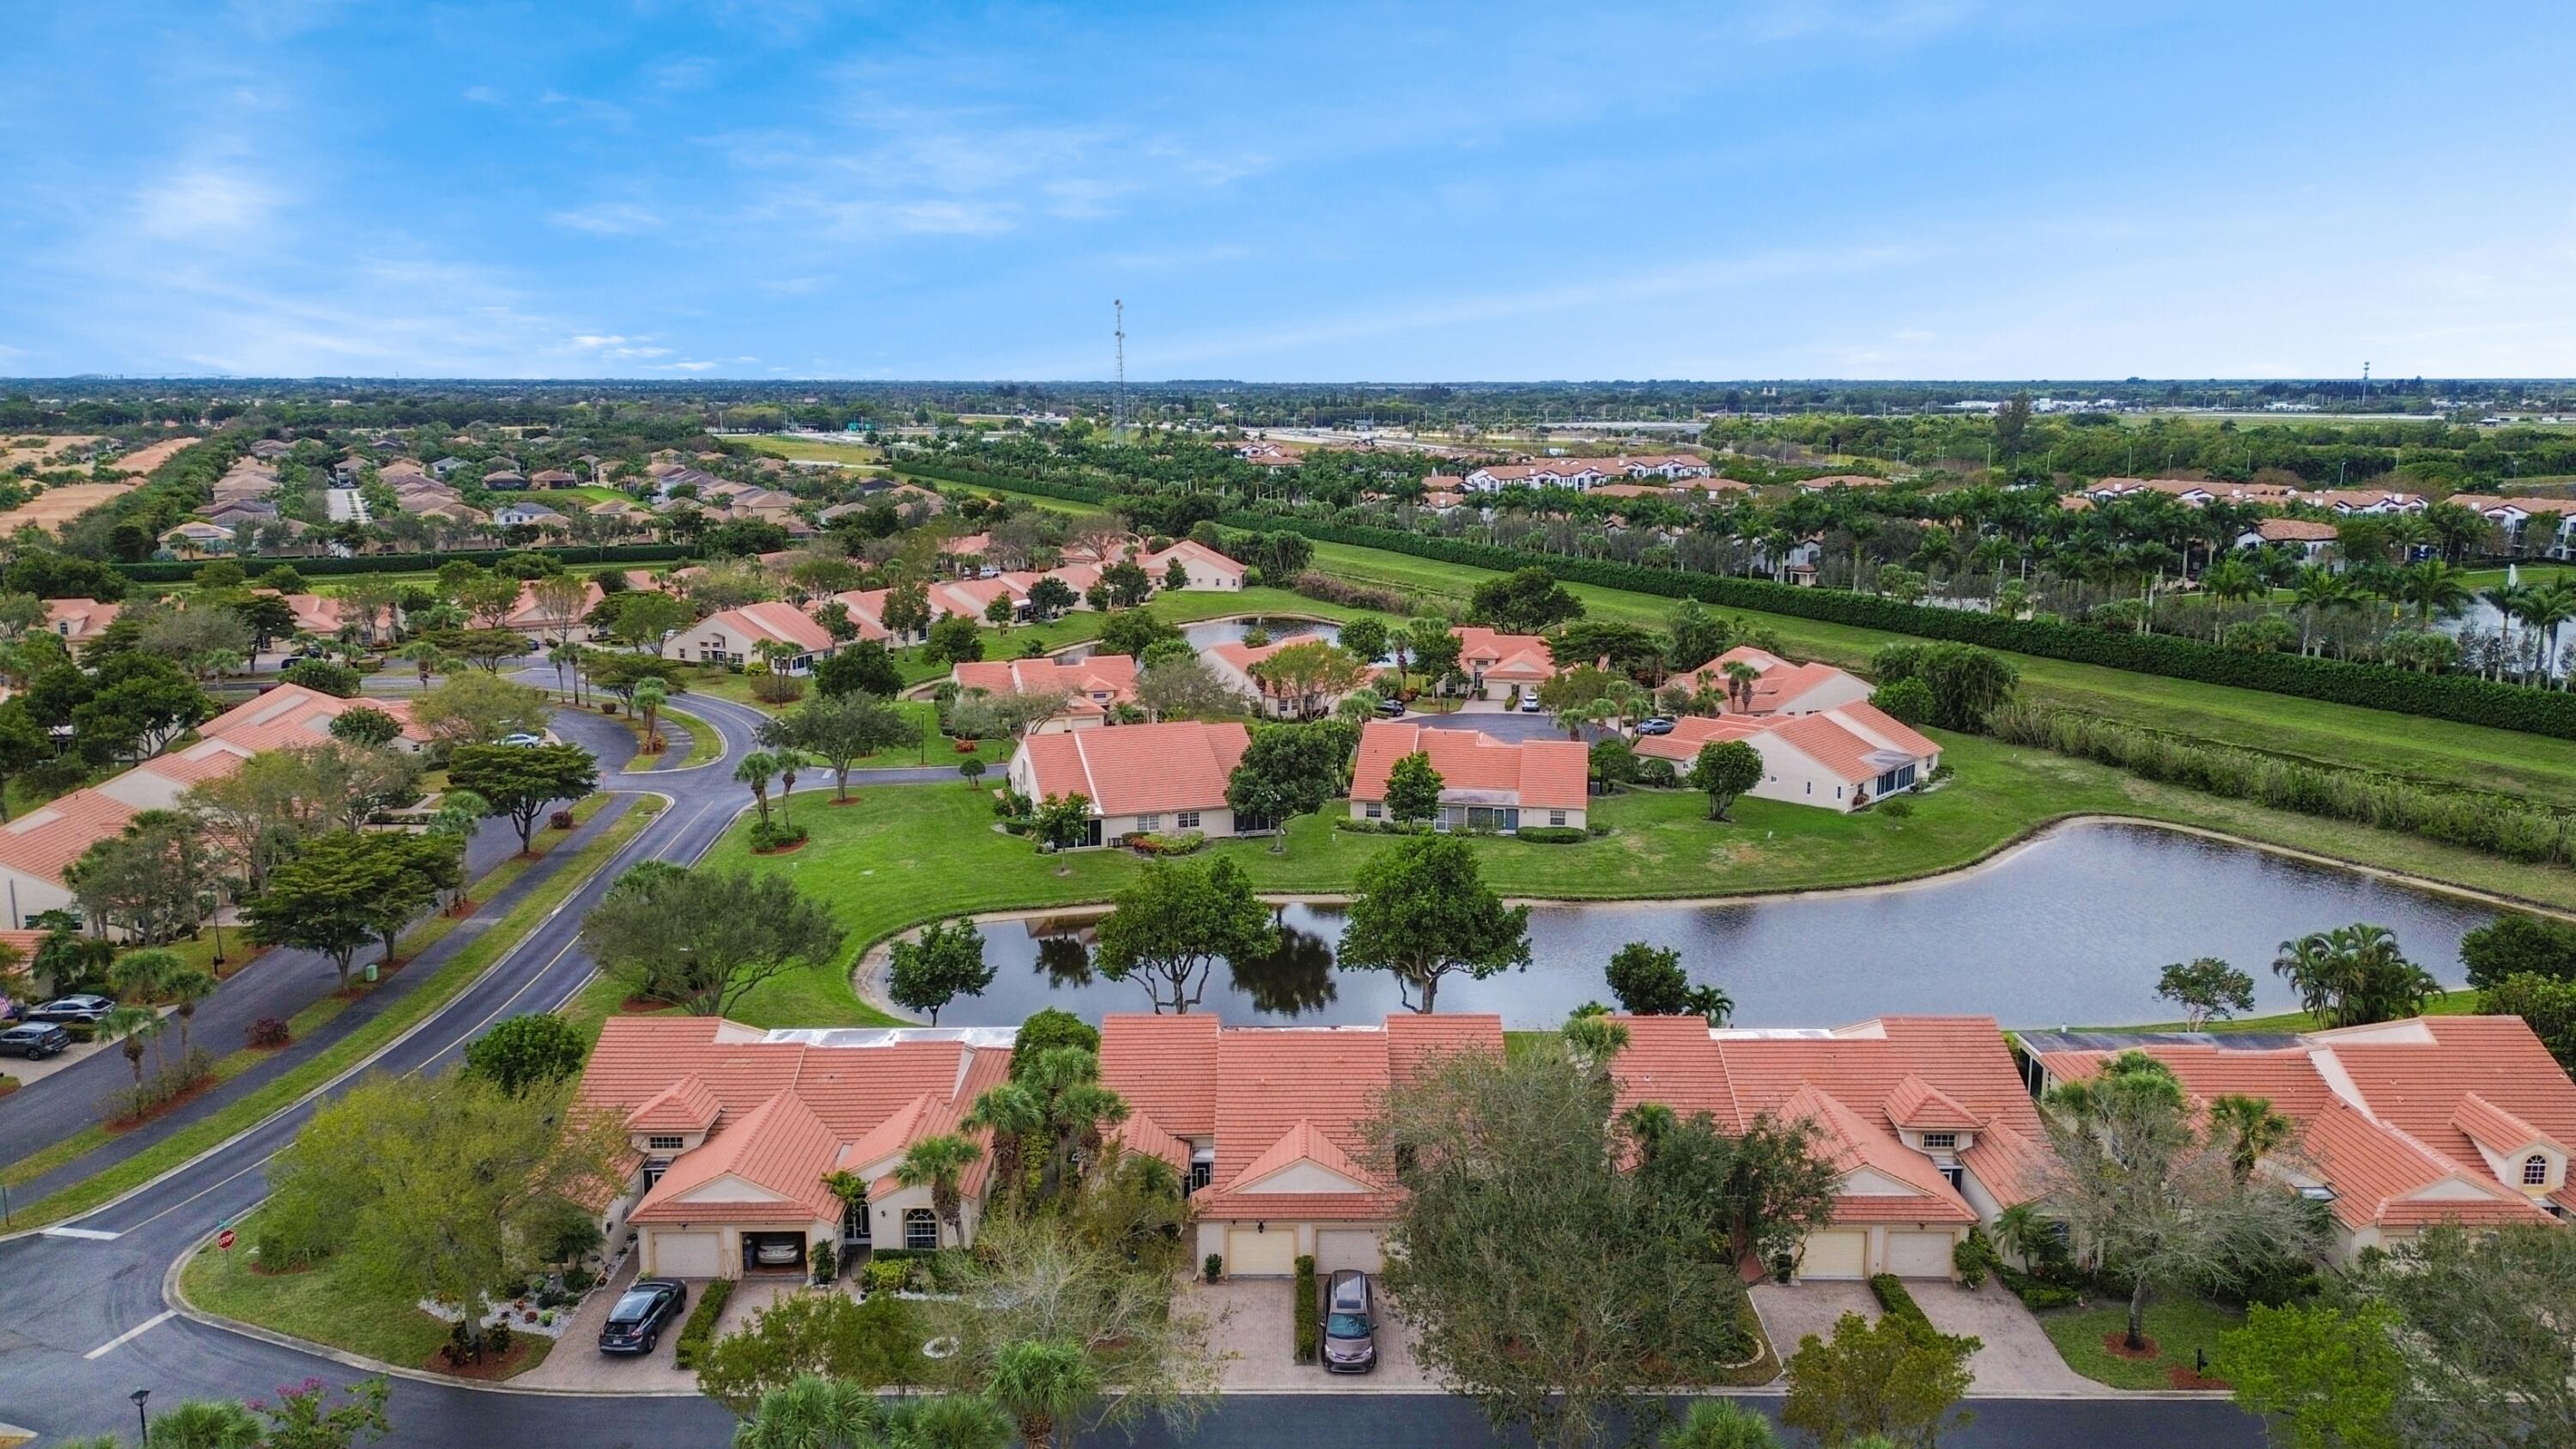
26,995 -> 114,1025
598,1278 -> 686,1355
0,1022 -> 70,1059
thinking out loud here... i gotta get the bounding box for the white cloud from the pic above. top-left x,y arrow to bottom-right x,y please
132,168 -> 280,239
462,85 -> 503,106
549,202 -> 663,235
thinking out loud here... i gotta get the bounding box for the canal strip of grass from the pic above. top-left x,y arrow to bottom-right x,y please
0,795 -> 666,1231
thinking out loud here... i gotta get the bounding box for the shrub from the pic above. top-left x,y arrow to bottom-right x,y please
63,1021 -> 97,1044
749,672 -> 805,704
1513,825 -> 1589,843
547,809 -> 576,831
246,1017 -> 290,1050
1332,817 -> 1428,836
1205,1253 -> 1224,1284
748,819 -> 809,852
1292,1254 -> 1319,1364
867,1258 -> 910,1297
1124,830 -> 1207,856
1868,1273 -> 1931,1330
673,1276 -> 733,1368
1953,1227 -> 2000,1289
1872,797 -> 1915,819
1290,570 -> 1411,613
2461,915 -> 2576,989
811,1240 -> 837,1282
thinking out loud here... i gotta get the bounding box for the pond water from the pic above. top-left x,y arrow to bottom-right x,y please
939,822 -> 2497,1028
1057,615 -> 1342,663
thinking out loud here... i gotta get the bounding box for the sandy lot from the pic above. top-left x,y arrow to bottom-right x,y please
0,434 -> 103,469
112,435 -> 199,473
0,482 -> 137,534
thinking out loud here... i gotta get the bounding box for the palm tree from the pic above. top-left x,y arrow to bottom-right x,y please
100,1004 -> 162,1089
2394,558 -> 2472,623
159,965 -> 220,1061
776,753 -> 800,826
896,1134 -> 981,1245
964,1082 -> 1048,1201
1619,1101 -> 1679,1165
735,750 -> 778,825
2287,566 -> 2354,656
1657,1400 -> 1782,1449
2197,556 -> 2263,641
399,639 -> 448,687
108,946 -> 178,1005
143,1398 -> 264,1449
2273,923 -> 2438,1028
633,678 -> 669,752
1991,1202 -> 2051,1266
2482,583 -> 2534,679
2208,1093 -> 2294,1184
732,1373 -> 886,1449
889,1394 -> 1016,1449
987,1339 -> 1100,1449
1721,661 -> 1761,713
2522,581 -> 2576,685
546,641 -> 580,701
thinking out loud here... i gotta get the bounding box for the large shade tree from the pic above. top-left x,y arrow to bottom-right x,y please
1336,834 -> 1530,1013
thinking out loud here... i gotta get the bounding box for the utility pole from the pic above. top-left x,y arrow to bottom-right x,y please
1112,300 -> 1127,437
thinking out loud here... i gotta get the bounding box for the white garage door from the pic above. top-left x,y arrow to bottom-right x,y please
1314,1229 -> 1383,1275
653,1230 -> 720,1279
1225,1227 -> 1299,1277
1885,1231 -> 1956,1279
1799,1230 -> 1868,1281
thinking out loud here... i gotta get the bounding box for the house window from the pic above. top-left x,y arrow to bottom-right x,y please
1137,814 -> 1162,833
1176,811 -> 1200,830
641,1159 -> 671,1190
2525,1154 -> 2550,1186
1549,811 -> 1567,826
1921,1132 -> 1957,1151
1941,1165 -> 1965,1190
1364,803 -> 1382,819
646,1135 -> 686,1152
904,1208 -> 938,1251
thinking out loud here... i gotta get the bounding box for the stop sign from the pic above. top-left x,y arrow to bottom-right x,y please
217,1228 -> 236,1251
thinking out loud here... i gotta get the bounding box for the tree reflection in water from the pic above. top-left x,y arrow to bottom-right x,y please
1230,922 -> 1337,1016
1035,935 -> 1094,987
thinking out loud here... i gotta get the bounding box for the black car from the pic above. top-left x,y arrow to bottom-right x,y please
27,995 -> 113,1025
598,1278 -> 686,1355
1375,697 -> 1406,718
1321,1269 -> 1377,1373
0,1022 -> 70,1059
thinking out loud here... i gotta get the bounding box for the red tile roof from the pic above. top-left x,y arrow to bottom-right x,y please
952,655 -> 1139,719
1347,721 -> 1588,811
0,788 -> 139,883
1885,1075 -> 1983,1132
700,600 -> 836,654
1012,721 -> 1250,817
1450,626 -> 1557,683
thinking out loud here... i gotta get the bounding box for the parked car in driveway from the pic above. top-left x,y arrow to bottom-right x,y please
27,995 -> 113,1025
1375,697 -> 1406,718
1517,691 -> 1541,712
0,1022 -> 70,1059
497,733 -> 547,747
597,1278 -> 686,1355
1321,1269 -> 1377,1373
1637,716 -> 1675,735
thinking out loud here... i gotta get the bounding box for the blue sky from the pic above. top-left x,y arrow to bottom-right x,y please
4,2 -> 2573,381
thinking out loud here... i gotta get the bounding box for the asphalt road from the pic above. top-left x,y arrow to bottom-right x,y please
0,671 -> 2272,1447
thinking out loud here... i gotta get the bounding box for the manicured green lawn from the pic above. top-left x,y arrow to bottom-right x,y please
182,1220 -> 555,1379
676,727 -> 2576,1032
2038,1298 -> 2243,1391
1306,538 -> 2576,811
736,435 -> 889,466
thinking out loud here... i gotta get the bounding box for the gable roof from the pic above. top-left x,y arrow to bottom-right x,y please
1347,721 -> 1588,810
952,655 -> 1139,719
0,788 -> 138,884
1450,626 -> 1557,681
1012,721 -> 1250,816
696,600 -> 835,654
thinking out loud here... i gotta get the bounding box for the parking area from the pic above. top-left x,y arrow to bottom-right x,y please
1748,1278 -> 2104,1397
1186,1275 -> 1428,1391
512,1255 -> 811,1392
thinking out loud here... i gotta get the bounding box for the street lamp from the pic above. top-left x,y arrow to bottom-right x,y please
131,1387 -> 150,1444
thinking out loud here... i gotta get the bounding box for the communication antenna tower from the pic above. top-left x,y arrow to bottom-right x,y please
2361,361 -> 2371,401
1113,300 -> 1127,435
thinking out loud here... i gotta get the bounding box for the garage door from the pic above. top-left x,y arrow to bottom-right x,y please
1884,1231 -> 1955,1279
1798,1230 -> 1868,1281
653,1230 -> 720,1279
1224,1227 -> 1299,1277
1314,1229 -> 1383,1275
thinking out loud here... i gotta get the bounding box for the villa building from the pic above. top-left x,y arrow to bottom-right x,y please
1005,720 -> 1253,846
951,654 -> 1140,731
1634,702 -> 1941,813
1346,720 -> 1588,832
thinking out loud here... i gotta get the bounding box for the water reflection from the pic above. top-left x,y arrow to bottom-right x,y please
940,822 -> 2500,1028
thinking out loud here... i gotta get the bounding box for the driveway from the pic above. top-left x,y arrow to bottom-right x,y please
1184,1275 -> 1427,1390
1414,710 -> 1577,743
1750,1279 -> 2104,1397
513,1255 -> 811,1392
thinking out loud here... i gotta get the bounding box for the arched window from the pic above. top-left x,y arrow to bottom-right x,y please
905,1207 -> 938,1251
2524,1154 -> 2549,1186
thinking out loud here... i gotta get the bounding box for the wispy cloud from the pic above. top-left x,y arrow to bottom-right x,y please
549,202 -> 664,235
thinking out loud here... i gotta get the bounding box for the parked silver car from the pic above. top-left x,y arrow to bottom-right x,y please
1321,1269 -> 1376,1373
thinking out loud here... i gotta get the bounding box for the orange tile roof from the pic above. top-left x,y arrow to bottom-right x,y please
1012,720 -> 1249,817
1957,1119 -> 2050,1207
1141,539 -> 1245,578
1347,721 -> 1589,811
1097,1014 -> 1221,1136
2451,1092 -> 2566,1159
1231,1119 -> 1377,1191
630,1090 -> 845,1226
1450,626 -> 1557,683
1665,646 -> 1856,715
1111,1109 -> 1193,1176
701,600 -> 836,654
0,788 -> 140,883
1885,1075 -> 1983,1131
628,1075 -> 723,1133
2252,518 -> 2341,543
952,655 -> 1139,717
1777,1084 -> 1975,1223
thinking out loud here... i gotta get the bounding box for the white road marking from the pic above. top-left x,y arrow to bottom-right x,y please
83,1309 -> 174,1358
40,1226 -> 120,1240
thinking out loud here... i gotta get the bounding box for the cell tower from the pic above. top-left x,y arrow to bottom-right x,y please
1112,299 -> 1128,435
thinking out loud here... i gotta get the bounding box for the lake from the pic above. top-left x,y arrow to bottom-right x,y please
1056,614 -> 1343,663
939,821 -> 2497,1028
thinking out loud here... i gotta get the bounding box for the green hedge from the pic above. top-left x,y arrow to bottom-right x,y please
112,542 -> 695,583
1868,1272 -> 1931,1329
902,458 -> 2576,740
672,1276 -> 733,1368
1293,1254 -> 1319,1365
1513,825 -> 1589,843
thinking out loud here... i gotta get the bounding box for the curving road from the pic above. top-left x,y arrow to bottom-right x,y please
0,673 -> 2268,1446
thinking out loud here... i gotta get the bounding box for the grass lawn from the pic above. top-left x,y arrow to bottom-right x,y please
1305,538 -> 2576,811
2038,1298 -> 2244,1391
663,728 -> 2576,1032
737,435 -> 888,466
182,1219 -> 554,1379
3,798 -> 665,1226
489,484 -> 630,506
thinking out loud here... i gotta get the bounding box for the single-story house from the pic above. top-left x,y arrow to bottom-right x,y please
1098,1012 -> 1507,1275
483,470 -> 530,490
951,654 -> 1139,731
665,601 -> 841,673
160,521 -> 238,557
531,469 -> 580,490
1005,720 -> 1252,846
577,1018 -> 1014,1280
2022,1014 -> 2576,1264
1346,720 -> 1588,832
1139,539 -> 1247,591
1635,702 -> 1941,813
1200,637 -> 1370,719
502,578 -> 605,642
1663,646 -> 1873,717
1451,626 -> 1557,699
0,788 -> 139,928
493,502 -> 570,529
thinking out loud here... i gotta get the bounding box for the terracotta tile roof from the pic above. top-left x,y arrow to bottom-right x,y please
1717,1018 -> 2044,1138
2299,1096 -> 2544,1230
1232,1119 -> 1377,1191
628,1075 -> 722,1133
952,655 -> 1139,719
1111,1109 -> 1193,1176
197,682 -> 430,749
1140,539 -> 1245,578
1777,1084 -> 1975,1224
1885,1075 -> 1983,1131
701,600 -> 835,654
2252,518 -> 2341,542
1958,1119 -> 2050,1207
43,598 -> 122,642
1097,1014 -> 1221,1136
629,1090 -> 845,1226
503,579 -> 605,630
1632,702 -> 1937,782
1609,1015 -> 1741,1123
2446,493 -> 2576,519
2451,1092 -> 2566,1159
0,788 -> 138,883
1631,712 -> 1769,763
1450,626 -> 1557,682
1347,721 -> 1589,811
1012,721 -> 1249,816
1666,646 -> 1856,715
